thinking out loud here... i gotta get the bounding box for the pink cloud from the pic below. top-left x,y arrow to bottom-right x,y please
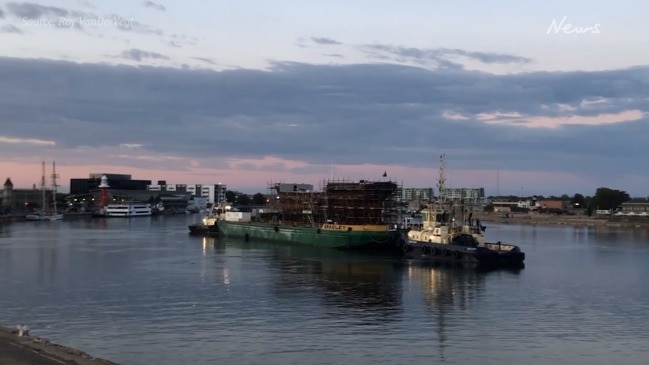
481,109 -> 645,128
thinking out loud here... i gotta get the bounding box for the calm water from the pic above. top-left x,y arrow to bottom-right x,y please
1,216 -> 648,365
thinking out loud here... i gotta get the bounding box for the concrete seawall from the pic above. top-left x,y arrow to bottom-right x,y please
0,325 -> 118,365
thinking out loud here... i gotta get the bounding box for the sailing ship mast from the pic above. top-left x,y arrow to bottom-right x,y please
40,161 -> 46,213
51,161 -> 59,215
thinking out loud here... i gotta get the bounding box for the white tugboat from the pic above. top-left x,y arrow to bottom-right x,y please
399,154 -> 525,267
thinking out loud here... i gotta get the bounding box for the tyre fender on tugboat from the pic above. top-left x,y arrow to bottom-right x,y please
401,242 -> 409,253
399,239 -> 408,253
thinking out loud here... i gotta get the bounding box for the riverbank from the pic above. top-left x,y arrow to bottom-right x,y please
473,212 -> 649,228
0,325 -> 117,365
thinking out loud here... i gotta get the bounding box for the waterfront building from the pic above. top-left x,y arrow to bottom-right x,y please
444,187 -> 486,204
402,187 -> 434,202
1,178 -> 55,214
70,173 -> 151,195
147,182 -> 227,206
620,201 -> 649,213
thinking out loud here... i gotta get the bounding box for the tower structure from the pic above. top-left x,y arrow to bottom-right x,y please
98,175 -> 110,208
2,178 -> 14,211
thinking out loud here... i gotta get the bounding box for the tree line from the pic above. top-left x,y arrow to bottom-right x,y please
225,191 -> 267,206
488,187 -> 631,214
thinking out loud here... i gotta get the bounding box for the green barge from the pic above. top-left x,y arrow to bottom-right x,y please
215,179 -> 402,249
217,221 -> 398,249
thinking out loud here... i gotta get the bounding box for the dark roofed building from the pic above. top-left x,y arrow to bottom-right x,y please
70,174 -> 151,195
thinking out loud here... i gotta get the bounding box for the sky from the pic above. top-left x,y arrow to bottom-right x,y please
1,0 -> 648,197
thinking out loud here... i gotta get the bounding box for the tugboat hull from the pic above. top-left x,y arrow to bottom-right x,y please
188,223 -> 219,235
397,234 -> 525,268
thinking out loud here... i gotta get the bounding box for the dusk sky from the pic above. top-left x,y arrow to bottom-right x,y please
1,0 -> 648,196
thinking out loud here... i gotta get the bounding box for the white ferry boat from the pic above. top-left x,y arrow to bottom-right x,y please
103,202 -> 153,217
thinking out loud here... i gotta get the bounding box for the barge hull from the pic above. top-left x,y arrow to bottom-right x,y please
217,221 -> 396,249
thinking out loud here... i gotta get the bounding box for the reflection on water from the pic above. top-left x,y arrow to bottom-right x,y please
404,263 -> 522,362
222,237 -> 405,323
1,217 -> 649,365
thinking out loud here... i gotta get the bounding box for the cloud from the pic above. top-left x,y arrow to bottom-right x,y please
119,48 -> 169,61
0,7 -> 4,19
311,37 -> 341,45
1,24 -> 22,34
167,33 -> 197,47
192,57 -> 218,65
478,109 -> 646,128
143,1 -> 166,12
0,57 -> 647,194
5,2 -> 73,19
0,135 -> 56,146
78,0 -> 96,9
119,143 -> 144,149
359,44 -> 532,69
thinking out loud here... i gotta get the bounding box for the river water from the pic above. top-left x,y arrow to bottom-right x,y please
1,216 -> 648,365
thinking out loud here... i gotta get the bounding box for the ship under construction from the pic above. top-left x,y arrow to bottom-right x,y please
215,179 -> 403,249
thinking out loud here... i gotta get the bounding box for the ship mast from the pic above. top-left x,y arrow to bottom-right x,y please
51,161 -> 59,215
40,161 -> 46,213
437,154 -> 446,205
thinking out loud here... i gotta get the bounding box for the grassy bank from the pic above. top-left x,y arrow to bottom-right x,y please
472,212 -> 649,229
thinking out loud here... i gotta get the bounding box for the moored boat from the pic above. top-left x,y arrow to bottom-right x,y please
216,179 -> 402,249
25,161 -> 63,221
102,202 -> 152,217
26,212 -> 64,221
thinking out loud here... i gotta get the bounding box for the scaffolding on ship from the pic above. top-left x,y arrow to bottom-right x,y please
265,179 -> 402,227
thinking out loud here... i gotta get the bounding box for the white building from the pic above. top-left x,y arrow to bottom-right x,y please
147,183 -> 227,205
444,188 -> 486,204
402,187 -> 434,202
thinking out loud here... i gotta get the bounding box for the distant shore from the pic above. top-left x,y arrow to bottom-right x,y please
472,212 -> 649,229
0,212 -> 94,223
0,325 -> 118,365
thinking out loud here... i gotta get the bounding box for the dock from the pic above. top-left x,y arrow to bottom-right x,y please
0,325 -> 118,365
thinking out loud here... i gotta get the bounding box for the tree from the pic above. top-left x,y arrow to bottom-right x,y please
225,191 -> 236,203
571,193 -> 585,208
591,187 -> 630,210
237,194 -> 251,206
252,193 -> 267,205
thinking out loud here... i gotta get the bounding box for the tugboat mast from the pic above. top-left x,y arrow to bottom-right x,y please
437,154 -> 446,205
